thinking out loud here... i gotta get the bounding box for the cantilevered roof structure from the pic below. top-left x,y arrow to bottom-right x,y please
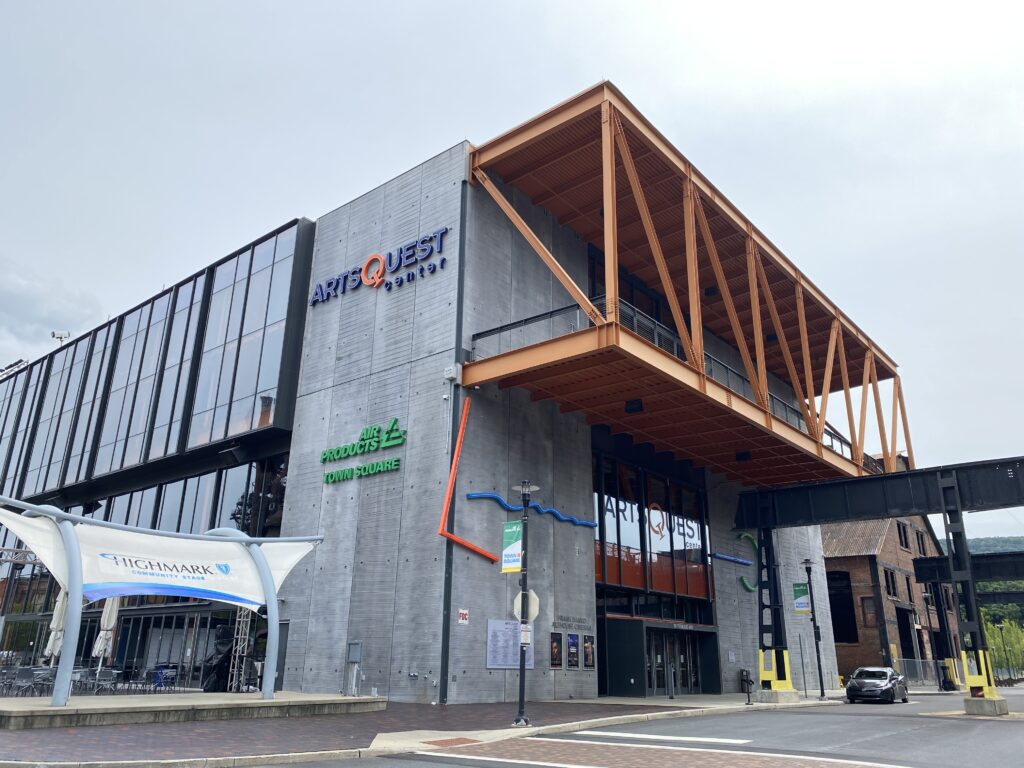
463,82 -> 913,487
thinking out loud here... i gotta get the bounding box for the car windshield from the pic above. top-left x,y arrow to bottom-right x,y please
853,669 -> 889,680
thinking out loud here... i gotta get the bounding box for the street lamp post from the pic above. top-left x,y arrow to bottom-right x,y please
802,558 -> 826,701
512,482 -> 538,727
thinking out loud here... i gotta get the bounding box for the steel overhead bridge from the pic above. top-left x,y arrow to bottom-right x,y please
735,455 -> 1024,714
735,456 -> 1024,528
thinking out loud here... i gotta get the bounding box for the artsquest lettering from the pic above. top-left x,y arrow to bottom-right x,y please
321,418 -> 407,484
309,226 -> 449,306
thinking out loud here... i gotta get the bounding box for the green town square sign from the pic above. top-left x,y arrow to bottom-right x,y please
321,418 -> 407,484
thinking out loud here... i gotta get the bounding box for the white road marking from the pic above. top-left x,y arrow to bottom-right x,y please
573,730 -> 750,744
414,753 -> 604,768
524,736 -> 916,768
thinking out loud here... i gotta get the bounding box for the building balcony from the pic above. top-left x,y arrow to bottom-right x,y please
465,297 -> 885,486
466,81 -> 909,485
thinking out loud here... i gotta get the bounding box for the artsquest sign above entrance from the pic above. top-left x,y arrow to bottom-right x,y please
309,226 -> 449,307
321,418 -> 407,484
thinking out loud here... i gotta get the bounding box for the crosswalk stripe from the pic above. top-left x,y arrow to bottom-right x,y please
572,730 -> 750,744
524,737 -> 916,768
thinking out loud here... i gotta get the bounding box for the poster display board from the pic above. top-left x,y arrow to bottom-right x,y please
550,632 -> 563,668
583,634 -> 595,668
567,633 -> 580,668
486,619 -> 534,669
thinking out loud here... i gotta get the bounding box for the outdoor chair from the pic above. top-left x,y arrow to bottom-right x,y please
94,669 -> 118,695
0,668 -> 13,695
12,667 -> 37,696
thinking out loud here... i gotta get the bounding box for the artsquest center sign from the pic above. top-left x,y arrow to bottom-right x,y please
321,418 -> 407,484
308,226 -> 449,306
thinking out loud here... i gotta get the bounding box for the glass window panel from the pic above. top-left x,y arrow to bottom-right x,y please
234,330 -> 263,400
216,464 -> 250,529
227,396 -> 254,437
265,258 -> 292,325
204,289 -> 231,351
192,348 -> 222,414
235,250 -> 251,282
601,458 -> 620,584
157,480 -> 185,532
616,465 -> 643,589
188,410 -> 213,448
252,239 -> 275,272
212,257 -> 237,293
122,308 -> 143,337
225,281 -> 246,342
256,320 -> 284,394
140,320 -> 165,378
647,475 -> 673,593
211,404 -> 229,441
192,472 -> 217,533
274,227 -> 296,262
253,389 -> 276,429
215,340 -> 238,407
242,267 -> 271,335
149,425 -> 169,460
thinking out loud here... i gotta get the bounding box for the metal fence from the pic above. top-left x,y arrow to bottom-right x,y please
892,657 -> 963,690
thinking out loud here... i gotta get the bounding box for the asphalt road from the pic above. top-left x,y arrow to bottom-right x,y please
334,687 -> 1024,768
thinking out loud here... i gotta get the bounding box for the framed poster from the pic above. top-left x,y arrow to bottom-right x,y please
583,634 -> 595,668
550,632 -> 563,668
567,633 -> 580,669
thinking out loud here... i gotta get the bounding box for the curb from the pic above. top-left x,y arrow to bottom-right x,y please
0,699 -> 841,768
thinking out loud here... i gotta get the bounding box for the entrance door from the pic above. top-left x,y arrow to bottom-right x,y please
647,630 -> 667,695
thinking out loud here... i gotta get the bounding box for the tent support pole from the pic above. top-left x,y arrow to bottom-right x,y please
246,542 -> 279,700
51,519 -> 82,707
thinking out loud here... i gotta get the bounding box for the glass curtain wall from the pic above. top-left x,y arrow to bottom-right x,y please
189,228 -> 294,448
0,222 -> 300,500
593,453 -> 708,600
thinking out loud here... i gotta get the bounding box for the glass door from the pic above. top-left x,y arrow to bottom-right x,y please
647,630 -> 667,695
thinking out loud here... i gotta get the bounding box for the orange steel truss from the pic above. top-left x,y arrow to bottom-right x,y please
465,82 -> 913,487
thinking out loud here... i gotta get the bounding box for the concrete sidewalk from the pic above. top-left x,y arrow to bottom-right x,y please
0,695 -> 840,768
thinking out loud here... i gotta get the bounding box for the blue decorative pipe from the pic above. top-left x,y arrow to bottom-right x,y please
465,492 -> 598,528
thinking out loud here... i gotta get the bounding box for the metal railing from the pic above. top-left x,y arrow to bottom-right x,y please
471,298 -> 878,473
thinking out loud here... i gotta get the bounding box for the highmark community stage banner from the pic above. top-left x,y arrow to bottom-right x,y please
0,507 -> 314,609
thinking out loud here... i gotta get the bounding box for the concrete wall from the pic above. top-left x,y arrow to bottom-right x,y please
707,470 -> 839,693
280,143 -> 468,702
443,180 -> 598,703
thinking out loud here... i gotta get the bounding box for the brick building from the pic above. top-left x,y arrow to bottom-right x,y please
822,515 -> 959,681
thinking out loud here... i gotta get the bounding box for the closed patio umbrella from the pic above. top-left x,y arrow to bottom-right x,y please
91,596 -> 120,673
44,589 -> 69,667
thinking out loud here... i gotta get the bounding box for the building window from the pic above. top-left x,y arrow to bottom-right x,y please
944,585 -> 955,610
828,571 -> 859,643
884,568 -> 899,598
897,521 -> 910,550
905,575 -> 914,603
916,530 -> 927,556
861,596 -> 878,627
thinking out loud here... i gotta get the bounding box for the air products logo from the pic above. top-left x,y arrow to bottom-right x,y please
321,418 -> 407,484
309,226 -> 449,306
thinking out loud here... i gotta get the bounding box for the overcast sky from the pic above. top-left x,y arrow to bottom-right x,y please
1,2 -> 1022,536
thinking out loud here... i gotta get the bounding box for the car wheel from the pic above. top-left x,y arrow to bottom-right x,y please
847,697 -> 856,704
902,687 -> 909,703
886,688 -> 896,704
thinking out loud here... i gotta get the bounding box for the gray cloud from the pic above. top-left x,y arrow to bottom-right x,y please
0,257 -> 105,365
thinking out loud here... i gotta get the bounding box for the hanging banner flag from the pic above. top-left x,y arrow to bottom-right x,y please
0,508 -> 314,609
793,582 -> 811,614
501,521 -> 523,573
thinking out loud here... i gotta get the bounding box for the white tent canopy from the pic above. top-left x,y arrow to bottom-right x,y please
0,496 -> 320,707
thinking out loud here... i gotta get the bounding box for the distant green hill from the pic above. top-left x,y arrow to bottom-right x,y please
937,536 -> 1024,554
968,536 -> 1024,554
